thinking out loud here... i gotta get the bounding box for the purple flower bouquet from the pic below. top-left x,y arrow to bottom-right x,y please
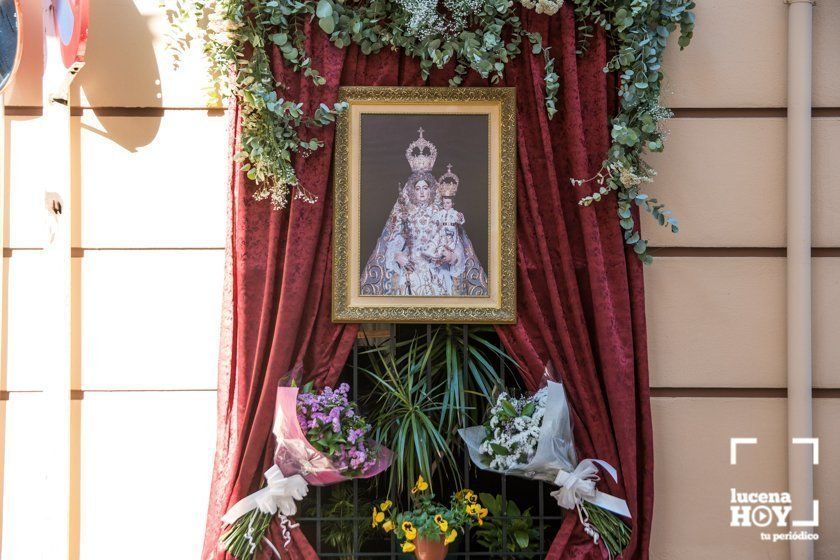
275,382 -> 392,485
221,382 -> 391,559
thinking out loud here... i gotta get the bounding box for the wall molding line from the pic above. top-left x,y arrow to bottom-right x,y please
9,388 -> 840,400
8,247 -> 840,257
6,106 -> 840,118
651,388 -> 840,398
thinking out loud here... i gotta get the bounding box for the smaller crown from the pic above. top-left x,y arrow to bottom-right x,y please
437,163 -> 459,197
405,128 -> 438,173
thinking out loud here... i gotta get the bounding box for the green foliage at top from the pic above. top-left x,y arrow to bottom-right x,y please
572,0 -> 695,262
167,0 -> 695,262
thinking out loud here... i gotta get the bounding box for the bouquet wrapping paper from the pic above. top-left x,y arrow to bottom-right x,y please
222,385 -> 392,552
459,381 -> 630,550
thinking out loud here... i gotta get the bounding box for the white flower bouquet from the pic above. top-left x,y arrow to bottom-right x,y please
479,387 -> 549,471
460,381 -> 632,558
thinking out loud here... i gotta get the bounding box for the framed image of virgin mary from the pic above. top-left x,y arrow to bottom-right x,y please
332,87 -> 516,323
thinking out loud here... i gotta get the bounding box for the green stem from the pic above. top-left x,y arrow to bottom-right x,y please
220,510 -> 275,560
582,502 -> 631,557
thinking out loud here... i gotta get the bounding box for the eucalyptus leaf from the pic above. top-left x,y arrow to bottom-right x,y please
315,0 -> 333,18
318,15 -> 335,34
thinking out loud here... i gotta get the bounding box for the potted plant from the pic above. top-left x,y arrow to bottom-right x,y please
372,476 -> 488,559
475,494 -> 541,558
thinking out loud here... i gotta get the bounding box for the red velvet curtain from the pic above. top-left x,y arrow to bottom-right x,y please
492,12 -> 653,560
203,6 -> 652,560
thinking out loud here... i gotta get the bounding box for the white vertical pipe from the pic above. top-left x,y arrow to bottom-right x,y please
42,1 -> 73,559
786,1 -> 814,559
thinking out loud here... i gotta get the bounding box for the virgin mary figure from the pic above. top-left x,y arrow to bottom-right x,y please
360,128 -> 488,297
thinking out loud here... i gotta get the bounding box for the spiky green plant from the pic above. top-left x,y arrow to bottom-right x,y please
361,332 -> 460,494
360,326 -> 516,493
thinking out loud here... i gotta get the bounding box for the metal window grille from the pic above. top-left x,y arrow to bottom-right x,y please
296,325 -> 563,558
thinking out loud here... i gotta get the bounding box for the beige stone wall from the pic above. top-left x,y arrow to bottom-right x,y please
2,1 -> 838,559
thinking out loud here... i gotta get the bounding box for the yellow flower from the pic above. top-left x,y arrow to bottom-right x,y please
434,514 -> 448,533
402,521 -> 417,540
478,507 -> 488,519
382,519 -> 395,533
411,475 -> 429,494
444,529 -> 458,545
402,542 -> 416,553
456,489 -> 475,502
466,504 -> 481,516
371,507 -> 384,528
380,500 -> 393,511
468,493 -> 478,503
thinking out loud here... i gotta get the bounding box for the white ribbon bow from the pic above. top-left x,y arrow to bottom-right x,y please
222,465 -> 310,524
551,459 -> 631,558
552,460 -> 599,510
550,458 -> 630,518
221,466 -> 309,557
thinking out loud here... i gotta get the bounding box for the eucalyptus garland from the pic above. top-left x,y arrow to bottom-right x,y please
571,0 -> 694,262
167,0 -> 694,262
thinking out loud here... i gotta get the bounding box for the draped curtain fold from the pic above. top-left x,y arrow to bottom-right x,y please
203,7 -> 652,560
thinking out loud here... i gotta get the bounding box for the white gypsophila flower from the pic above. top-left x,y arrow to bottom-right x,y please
480,387 -> 548,470
520,0 -> 562,15
396,0 -> 483,39
537,0 -> 562,15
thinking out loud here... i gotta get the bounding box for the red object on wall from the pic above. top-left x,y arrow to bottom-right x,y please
203,6 -> 652,560
51,0 -> 89,68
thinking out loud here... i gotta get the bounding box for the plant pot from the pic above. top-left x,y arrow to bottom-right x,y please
413,537 -> 449,560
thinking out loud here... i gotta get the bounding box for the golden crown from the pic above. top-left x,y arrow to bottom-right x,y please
405,128 -> 438,173
437,163 -> 459,197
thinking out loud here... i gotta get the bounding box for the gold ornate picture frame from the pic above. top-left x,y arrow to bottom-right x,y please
332,87 -> 516,323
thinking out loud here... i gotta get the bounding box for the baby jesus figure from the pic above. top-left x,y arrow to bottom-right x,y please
434,196 -> 465,260
430,195 -> 468,293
